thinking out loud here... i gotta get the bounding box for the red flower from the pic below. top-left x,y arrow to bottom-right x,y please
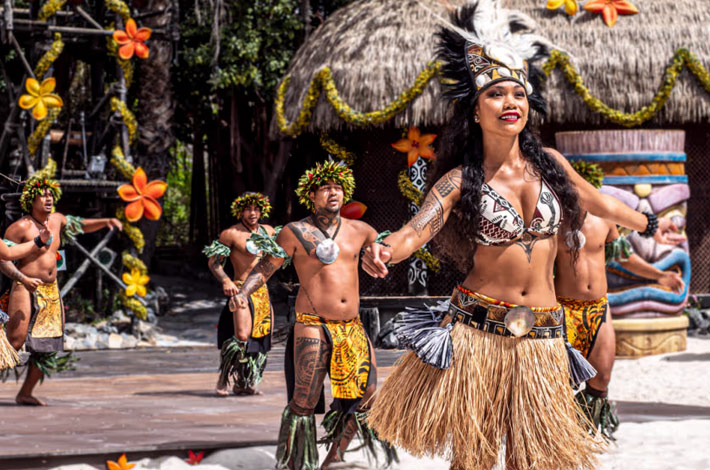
340,201 -> 367,219
392,127 -> 437,167
584,0 -> 638,27
112,19 -> 152,60
186,450 -> 204,465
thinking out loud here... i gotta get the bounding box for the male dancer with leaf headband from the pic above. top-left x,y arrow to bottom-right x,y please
204,192 -> 275,396
557,162 -> 685,438
232,161 -> 395,469
0,177 -> 122,405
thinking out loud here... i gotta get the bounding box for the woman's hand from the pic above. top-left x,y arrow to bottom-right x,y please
361,243 -> 393,278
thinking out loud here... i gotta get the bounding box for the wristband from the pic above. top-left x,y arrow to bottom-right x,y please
639,212 -> 658,238
33,236 -> 44,248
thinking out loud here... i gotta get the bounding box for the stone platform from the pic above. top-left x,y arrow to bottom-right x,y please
614,315 -> 689,358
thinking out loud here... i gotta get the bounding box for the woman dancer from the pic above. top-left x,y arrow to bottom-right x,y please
362,4 -> 681,470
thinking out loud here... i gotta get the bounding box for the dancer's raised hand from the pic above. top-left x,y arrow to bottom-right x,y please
38,221 -> 51,244
361,243 -> 392,278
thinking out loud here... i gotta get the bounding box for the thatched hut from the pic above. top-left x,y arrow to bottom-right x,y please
271,0 -> 710,297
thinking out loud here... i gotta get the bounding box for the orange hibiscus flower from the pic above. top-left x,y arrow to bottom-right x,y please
392,127 -> 437,167
117,168 -> 167,222
113,19 -> 152,60
106,453 -> 136,470
584,0 -> 638,27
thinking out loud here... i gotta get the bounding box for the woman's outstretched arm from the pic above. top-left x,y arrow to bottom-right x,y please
362,168 -> 462,278
547,148 -> 685,245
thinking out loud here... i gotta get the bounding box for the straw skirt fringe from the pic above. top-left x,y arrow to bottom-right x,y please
368,320 -> 604,470
0,326 -> 19,370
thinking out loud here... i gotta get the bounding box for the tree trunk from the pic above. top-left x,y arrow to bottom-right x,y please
135,0 -> 176,263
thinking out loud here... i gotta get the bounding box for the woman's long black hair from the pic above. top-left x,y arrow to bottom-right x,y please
428,5 -> 583,273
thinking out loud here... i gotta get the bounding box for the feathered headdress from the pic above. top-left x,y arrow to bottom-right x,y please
296,160 -> 355,212
20,177 -> 61,213
230,192 -> 272,219
435,0 -> 552,113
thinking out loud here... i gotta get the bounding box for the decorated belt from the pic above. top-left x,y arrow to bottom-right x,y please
448,286 -> 564,339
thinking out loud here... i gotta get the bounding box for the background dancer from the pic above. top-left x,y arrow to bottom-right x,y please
556,166 -> 685,439
0,177 -> 121,406
204,192 -> 275,396
233,161 -> 394,470
361,4 -> 683,470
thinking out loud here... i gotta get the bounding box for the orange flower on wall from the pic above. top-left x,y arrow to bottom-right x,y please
584,0 -> 638,27
117,168 -> 167,222
18,78 -> 63,121
392,127 -> 437,167
113,19 -> 152,60
106,453 -> 136,470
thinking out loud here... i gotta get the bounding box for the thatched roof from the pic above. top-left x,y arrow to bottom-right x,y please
516,0 -> 710,126
272,0 -> 710,138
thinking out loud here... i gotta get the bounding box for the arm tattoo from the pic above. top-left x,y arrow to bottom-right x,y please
434,171 -> 461,198
0,260 -> 25,282
240,258 -> 278,297
515,232 -> 541,263
287,221 -> 325,256
208,256 -> 230,283
410,196 -> 444,237
292,336 -> 331,411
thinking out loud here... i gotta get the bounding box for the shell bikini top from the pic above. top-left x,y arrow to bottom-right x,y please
476,178 -> 562,246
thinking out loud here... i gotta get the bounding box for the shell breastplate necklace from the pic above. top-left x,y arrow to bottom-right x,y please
312,215 -> 341,265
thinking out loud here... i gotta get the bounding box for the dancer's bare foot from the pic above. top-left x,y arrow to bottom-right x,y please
215,377 -> 229,396
16,395 -> 47,406
232,384 -> 263,396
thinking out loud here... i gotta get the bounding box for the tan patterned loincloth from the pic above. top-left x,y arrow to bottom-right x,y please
558,295 -> 608,358
1,281 -> 64,353
296,312 -> 371,400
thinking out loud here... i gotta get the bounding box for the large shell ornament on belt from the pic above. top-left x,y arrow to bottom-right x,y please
315,238 -> 339,265
504,306 -> 535,337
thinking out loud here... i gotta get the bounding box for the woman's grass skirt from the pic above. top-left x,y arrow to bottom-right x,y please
368,320 -> 603,469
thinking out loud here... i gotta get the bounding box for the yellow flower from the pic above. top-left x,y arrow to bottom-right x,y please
546,0 -> 578,15
18,77 -> 63,121
122,268 -> 149,297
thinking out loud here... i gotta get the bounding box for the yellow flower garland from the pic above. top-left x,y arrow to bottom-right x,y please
34,158 -> 58,180
104,0 -> 131,22
122,250 -> 147,273
397,169 -> 424,206
543,48 -> 710,127
110,145 -> 136,179
119,292 -> 148,320
116,208 -> 145,253
27,108 -> 61,156
276,62 -> 441,137
34,34 -> 64,80
413,247 -> 441,273
38,0 -> 67,21
110,97 -> 138,144
319,134 -> 357,166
